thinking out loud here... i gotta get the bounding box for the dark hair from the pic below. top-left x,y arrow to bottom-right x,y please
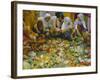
55,12 -> 64,19
37,20 -> 44,33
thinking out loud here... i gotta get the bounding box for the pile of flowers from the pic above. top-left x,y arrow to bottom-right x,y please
23,37 -> 91,69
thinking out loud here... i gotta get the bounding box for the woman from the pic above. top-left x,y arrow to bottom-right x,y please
74,13 -> 87,37
61,17 -> 73,41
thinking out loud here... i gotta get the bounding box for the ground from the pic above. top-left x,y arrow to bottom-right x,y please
23,34 -> 91,69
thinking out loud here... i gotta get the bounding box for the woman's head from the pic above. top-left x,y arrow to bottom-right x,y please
44,13 -> 51,22
55,12 -> 64,22
64,17 -> 72,25
37,19 -> 44,32
77,13 -> 84,21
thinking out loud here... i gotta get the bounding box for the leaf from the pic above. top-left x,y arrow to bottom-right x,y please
23,60 -> 31,69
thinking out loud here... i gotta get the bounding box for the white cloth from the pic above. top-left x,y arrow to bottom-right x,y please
74,19 -> 87,30
38,16 -> 56,30
74,13 -> 87,30
61,17 -> 72,31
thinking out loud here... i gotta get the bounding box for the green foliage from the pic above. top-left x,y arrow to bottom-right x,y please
23,36 -> 91,69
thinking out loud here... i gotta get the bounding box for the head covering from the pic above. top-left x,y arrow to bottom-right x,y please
44,13 -> 51,18
64,17 -> 71,23
77,13 -> 84,20
74,13 -> 87,29
61,17 -> 72,30
37,17 -> 43,21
